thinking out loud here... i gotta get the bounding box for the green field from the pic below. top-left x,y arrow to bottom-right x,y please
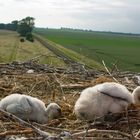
0,30 -> 65,67
35,28 -> 140,72
34,33 -> 104,70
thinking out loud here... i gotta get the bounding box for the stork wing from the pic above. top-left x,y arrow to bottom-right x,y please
97,82 -> 133,103
6,96 -> 32,114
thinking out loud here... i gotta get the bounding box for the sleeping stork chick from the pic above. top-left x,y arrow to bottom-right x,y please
0,93 -> 61,124
74,82 -> 134,121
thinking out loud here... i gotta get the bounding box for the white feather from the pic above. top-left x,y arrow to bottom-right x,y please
26,69 -> 34,74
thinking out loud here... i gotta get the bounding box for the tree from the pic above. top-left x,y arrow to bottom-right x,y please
0,23 -> 5,29
17,17 -> 35,37
11,20 -> 18,31
26,32 -> 34,42
0,20 -> 18,30
0,17 -> 35,42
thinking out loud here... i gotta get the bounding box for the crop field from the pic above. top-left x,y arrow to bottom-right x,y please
0,30 -> 65,67
34,33 -> 104,70
35,28 -> 140,72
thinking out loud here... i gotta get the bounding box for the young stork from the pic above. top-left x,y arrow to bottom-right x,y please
74,82 -> 140,121
132,86 -> 140,104
0,93 -> 61,124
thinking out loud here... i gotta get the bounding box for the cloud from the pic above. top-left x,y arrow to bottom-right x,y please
57,0 -> 140,33
13,0 -> 36,2
0,0 -> 140,33
0,2 -> 4,6
13,0 -> 40,4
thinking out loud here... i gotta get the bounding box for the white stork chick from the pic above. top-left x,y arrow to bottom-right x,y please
132,86 -> 140,104
0,93 -> 61,124
74,82 -> 133,121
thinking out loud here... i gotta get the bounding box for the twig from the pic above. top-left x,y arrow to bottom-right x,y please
0,129 -> 33,137
136,129 -> 140,137
135,137 -> 140,140
33,123 -> 70,132
102,60 -> 119,83
23,137 -> 43,140
0,109 -> 50,138
26,53 -> 50,62
46,126 -> 69,133
125,108 -> 135,139
72,129 -> 132,138
53,72 -> 64,96
111,60 -> 119,73
61,83 -> 89,89
82,123 -> 90,140
135,129 -> 140,140
28,82 -> 37,94
77,137 -> 127,140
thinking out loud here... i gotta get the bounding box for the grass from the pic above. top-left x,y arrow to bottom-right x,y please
34,33 -> 104,70
35,28 -> 140,72
0,30 -> 66,67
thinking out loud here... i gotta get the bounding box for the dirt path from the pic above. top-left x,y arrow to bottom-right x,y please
34,34 -> 76,64
33,34 -> 91,73
8,39 -> 19,61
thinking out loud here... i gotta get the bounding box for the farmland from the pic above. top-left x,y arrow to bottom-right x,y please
0,30 -> 65,67
35,28 -> 140,72
34,33 -> 104,70
0,30 -> 140,140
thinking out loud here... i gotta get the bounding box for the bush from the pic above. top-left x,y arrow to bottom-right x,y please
20,38 -> 25,42
26,32 -> 34,42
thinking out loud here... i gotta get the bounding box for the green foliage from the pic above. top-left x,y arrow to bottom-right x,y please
0,17 -> 35,42
11,20 -> 18,31
0,21 -> 18,31
20,38 -> 25,42
17,17 -> 35,37
0,23 -> 5,29
26,32 -> 34,42
17,23 -> 29,36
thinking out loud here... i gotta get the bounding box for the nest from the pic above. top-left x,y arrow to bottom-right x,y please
0,62 -> 140,140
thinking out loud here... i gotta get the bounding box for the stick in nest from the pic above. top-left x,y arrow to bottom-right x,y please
0,109 -> 57,139
102,60 -> 119,83
72,129 -> 132,139
0,129 -> 33,137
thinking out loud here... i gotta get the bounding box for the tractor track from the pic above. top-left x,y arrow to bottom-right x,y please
9,39 -> 19,62
33,34 -> 81,66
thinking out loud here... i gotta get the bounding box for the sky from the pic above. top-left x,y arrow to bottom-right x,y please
0,0 -> 140,33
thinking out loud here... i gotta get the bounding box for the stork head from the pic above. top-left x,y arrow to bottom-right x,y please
45,103 -> 61,120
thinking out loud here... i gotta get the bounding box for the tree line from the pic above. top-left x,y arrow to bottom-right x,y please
0,16 -> 35,42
